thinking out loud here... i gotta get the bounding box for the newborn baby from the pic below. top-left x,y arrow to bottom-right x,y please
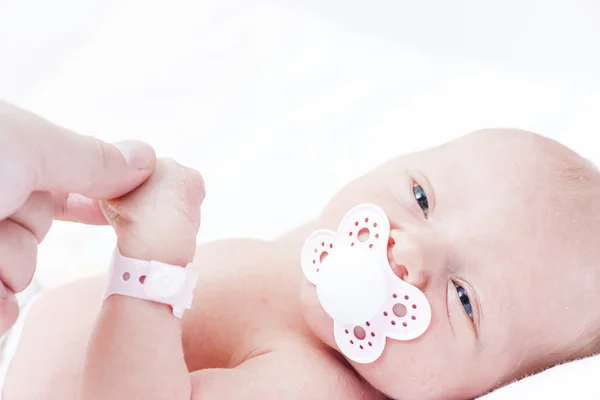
3,129 -> 600,400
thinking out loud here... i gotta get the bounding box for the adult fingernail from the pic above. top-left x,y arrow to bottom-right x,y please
0,281 -> 7,299
114,141 -> 156,170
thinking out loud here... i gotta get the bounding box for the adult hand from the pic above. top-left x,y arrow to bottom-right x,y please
0,100 -> 156,335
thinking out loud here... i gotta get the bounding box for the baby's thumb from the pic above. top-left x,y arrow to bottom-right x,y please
100,158 -> 205,265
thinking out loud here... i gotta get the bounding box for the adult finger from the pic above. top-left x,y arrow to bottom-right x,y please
10,191 -> 54,242
53,193 -> 108,225
0,219 -> 37,293
0,100 -> 156,218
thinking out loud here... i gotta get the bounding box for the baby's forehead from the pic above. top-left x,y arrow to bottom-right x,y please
436,129 -> 544,170
439,129 -> 592,171
426,130 -> 596,204
429,129 -> 598,255
420,133 -> 539,213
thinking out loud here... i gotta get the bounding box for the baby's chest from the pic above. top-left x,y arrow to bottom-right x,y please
181,238 -> 308,370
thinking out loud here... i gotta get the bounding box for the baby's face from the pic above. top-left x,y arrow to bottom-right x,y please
300,130 -> 598,399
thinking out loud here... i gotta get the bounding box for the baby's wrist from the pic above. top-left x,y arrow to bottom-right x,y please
116,231 -> 196,268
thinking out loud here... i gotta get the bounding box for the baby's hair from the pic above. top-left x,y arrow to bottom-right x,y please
535,134 -> 600,361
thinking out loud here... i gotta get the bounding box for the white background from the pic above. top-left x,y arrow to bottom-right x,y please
1,0 -> 600,287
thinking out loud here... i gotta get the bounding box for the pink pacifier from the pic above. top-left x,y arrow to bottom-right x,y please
301,203 -> 432,363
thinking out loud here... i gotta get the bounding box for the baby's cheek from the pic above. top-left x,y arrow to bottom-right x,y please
351,343 -> 429,399
351,326 -> 470,400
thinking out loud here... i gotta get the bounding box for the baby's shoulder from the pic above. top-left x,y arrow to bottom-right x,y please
189,339 -> 384,399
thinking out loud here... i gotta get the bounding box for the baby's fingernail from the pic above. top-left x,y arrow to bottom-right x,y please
0,281 -> 7,299
114,141 -> 156,170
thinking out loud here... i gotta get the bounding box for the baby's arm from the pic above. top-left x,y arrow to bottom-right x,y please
78,159 -> 201,400
78,159 -> 369,400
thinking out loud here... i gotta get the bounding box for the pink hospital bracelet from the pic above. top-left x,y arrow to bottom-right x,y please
103,248 -> 198,318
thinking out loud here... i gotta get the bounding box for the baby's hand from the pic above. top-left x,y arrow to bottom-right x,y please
100,158 -> 205,265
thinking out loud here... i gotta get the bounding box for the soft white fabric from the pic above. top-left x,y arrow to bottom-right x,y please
480,356 -> 600,399
1,0 -> 599,398
0,281 -> 44,396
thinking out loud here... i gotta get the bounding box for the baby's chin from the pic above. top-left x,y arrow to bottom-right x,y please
299,280 -> 335,347
299,281 -> 411,398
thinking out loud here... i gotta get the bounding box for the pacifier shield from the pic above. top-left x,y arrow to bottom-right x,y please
316,247 -> 387,326
301,203 -> 432,364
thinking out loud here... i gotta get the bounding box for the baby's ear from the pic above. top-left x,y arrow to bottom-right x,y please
100,158 -> 205,263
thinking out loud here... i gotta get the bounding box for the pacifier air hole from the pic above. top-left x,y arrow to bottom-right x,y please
353,326 -> 366,340
348,218 -> 381,249
357,227 -> 370,242
393,303 -> 407,317
319,252 -> 328,263
311,241 -> 334,272
344,325 -> 374,350
379,293 -> 420,327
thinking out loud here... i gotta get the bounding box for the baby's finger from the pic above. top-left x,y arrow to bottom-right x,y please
0,220 -> 37,293
10,191 -> 54,242
0,283 -> 19,337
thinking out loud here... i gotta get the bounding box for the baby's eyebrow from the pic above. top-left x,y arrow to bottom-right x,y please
444,246 -> 465,274
446,261 -> 460,274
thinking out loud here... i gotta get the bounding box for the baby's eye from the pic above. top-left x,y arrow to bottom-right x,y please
412,183 -> 429,218
455,283 -> 473,320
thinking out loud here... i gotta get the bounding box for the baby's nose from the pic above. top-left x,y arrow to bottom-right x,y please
389,229 -> 433,290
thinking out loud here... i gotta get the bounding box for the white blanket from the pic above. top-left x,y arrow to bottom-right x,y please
479,356 -> 600,399
1,0 -> 599,397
